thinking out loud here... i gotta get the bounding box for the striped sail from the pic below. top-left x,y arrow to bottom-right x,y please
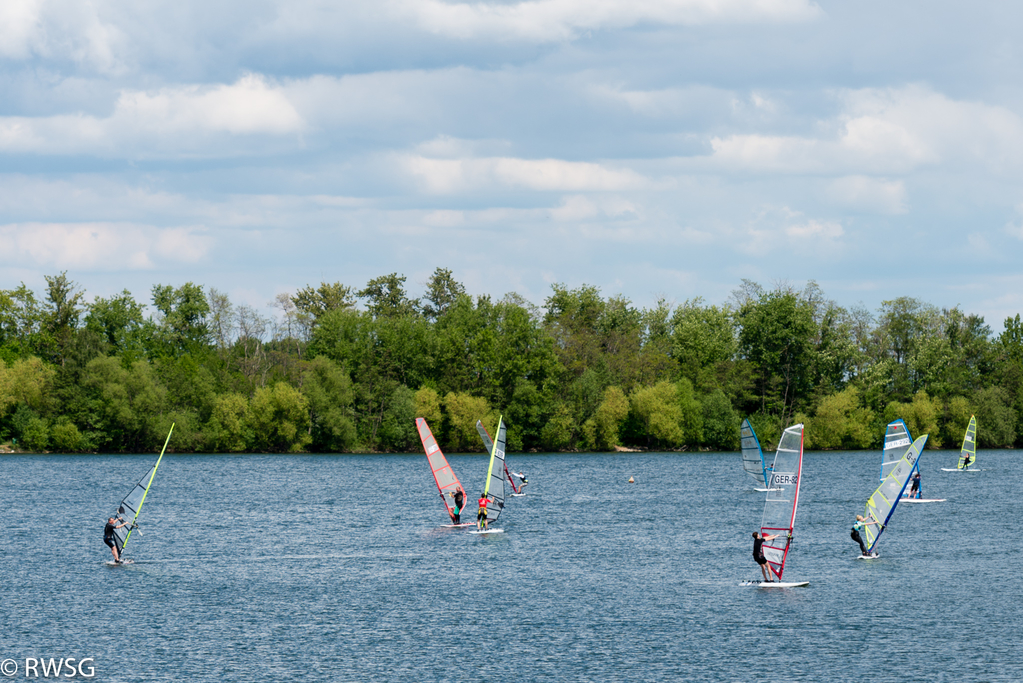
416,418 -> 467,522
957,416 -> 977,470
114,424 -> 174,557
758,423 -> 804,580
740,418 -> 768,487
880,419 -> 913,481
476,420 -> 518,494
482,416 -> 507,524
864,434 -> 928,553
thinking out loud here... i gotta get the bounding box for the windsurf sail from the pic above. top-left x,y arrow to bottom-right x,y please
957,416 -> 977,470
740,418 -> 770,488
416,418 -> 468,523
864,434 -> 928,553
481,416 -> 507,523
476,420 -> 518,494
880,419 -> 913,481
758,423 -> 804,581
113,423 -> 174,558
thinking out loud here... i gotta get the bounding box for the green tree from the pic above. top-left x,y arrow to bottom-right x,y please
358,273 -> 419,318
582,386 -> 629,450
302,356 -> 357,452
700,389 -> 739,450
247,383 -> 311,452
205,393 -> 251,452
422,268 -> 466,320
628,379 -> 702,448
806,386 -> 874,450
443,392 -> 492,452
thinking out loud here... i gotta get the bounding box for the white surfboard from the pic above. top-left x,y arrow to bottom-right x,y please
753,487 -> 781,492
856,552 -> 880,560
440,523 -> 475,528
941,468 -> 980,472
899,497 -> 946,503
511,493 -> 526,497
469,528 -> 504,535
740,580 -> 809,588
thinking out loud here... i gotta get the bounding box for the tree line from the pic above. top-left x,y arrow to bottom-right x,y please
0,270 -> 1019,454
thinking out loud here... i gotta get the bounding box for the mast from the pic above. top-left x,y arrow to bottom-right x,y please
864,434 -> 928,553
114,423 -> 174,557
416,418 -> 467,522
482,416 -> 507,523
758,423 -> 804,580
958,416 -> 977,470
740,418 -> 769,487
880,419 -> 913,481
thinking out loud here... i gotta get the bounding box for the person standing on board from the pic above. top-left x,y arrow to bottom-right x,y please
851,514 -> 881,556
451,488 -> 465,524
908,471 -> 922,499
476,494 -> 489,530
961,452 -> 972,470
511,471 -> 528,493
104,516 -> 128,563
752,532 -> 779,582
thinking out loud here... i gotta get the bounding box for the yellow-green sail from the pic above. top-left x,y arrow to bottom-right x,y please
113,424 -> 175,557
482,416 -> 507,523
957,416 -> 977,470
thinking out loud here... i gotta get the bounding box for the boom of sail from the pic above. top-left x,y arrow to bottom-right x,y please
482,416 -> 507,523
113,423 -> 174,558
957,416 -> 977,470
758,423 -> 804,581
740,418 -> 771,488
476,420 -> 518,494
864,434 -> 928,553
416,418 -> 468,523
880,419 -> 913,481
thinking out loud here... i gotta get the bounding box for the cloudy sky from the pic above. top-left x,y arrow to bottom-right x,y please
2,0 -> 1023,327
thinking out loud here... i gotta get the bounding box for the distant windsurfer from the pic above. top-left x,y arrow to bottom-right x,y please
908,471 -> 921,499
961,452 -> 972,470
752,532 -> 779,582
104,516 -> 127,563
477,494 -> 489,530
511,471 -> 528,492
851,514 -> 880,556
451,488 -> 465,524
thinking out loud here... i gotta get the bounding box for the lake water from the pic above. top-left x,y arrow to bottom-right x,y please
0,448 -> 1020,682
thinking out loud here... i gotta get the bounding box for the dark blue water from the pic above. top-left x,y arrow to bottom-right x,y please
0,449 -> 1020,682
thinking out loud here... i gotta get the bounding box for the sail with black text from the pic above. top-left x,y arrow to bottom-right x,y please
481,416 -> 507,524
476,420 -> 518,494
880,419 -> 913,481
757,423 -> 804,581
863,434 -> 928,553
112,423 -> 174,559
416,418 -> 469,525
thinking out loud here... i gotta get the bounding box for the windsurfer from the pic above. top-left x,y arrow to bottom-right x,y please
477,494 -> 489,530
851,514 -> 880,556
752,532 -> 779,582
104,516 -> 127,563
451,488 -> 465,524
512,471 -> 528,492
961,452 -> 972,470
908,471 -> 921,499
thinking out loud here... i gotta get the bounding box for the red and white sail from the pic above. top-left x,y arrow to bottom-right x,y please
416,418 -> 467,523
758,423 -> 804,580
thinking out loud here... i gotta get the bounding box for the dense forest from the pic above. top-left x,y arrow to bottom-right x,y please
0,269 -> 1019,454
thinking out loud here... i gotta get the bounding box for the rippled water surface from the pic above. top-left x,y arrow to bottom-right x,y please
1,448 -> 1020,682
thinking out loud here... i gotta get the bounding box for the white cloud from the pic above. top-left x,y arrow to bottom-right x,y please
403,0 -> 821,42
402,155 -> 648,193
827,176 -> 907,214
0,74 -> 303,156
0,222 -> 212,270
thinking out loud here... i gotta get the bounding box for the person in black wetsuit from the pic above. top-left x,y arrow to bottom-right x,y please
851,514 -> 880,556
908,471 -> 921,499
451,488 -> 465,524
961,452 -> 972,470
104,517 -> 127,563
752,532 -> 779,582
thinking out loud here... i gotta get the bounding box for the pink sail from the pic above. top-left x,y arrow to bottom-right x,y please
416,418 -> 468,523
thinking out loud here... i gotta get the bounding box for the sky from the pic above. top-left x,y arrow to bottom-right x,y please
2,0 -> 1023,330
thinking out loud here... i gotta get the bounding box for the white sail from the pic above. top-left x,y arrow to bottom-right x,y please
758,423 -> 804,581
864,434 -> 928,553
482,416 -> 507,523
113,424 -> 174,558
880,419 -> 913,481
740,418 -> 769,487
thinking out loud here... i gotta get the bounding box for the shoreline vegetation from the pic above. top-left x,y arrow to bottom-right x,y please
0,270 -> 1019,455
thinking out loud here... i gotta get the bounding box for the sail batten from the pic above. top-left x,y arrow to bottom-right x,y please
740,419 -> 769,487
114,423 -> 174,557
864,433 -> 928,553
957,416 -> 977,470
758,423 -> 804,581
416,418 -> 467,523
